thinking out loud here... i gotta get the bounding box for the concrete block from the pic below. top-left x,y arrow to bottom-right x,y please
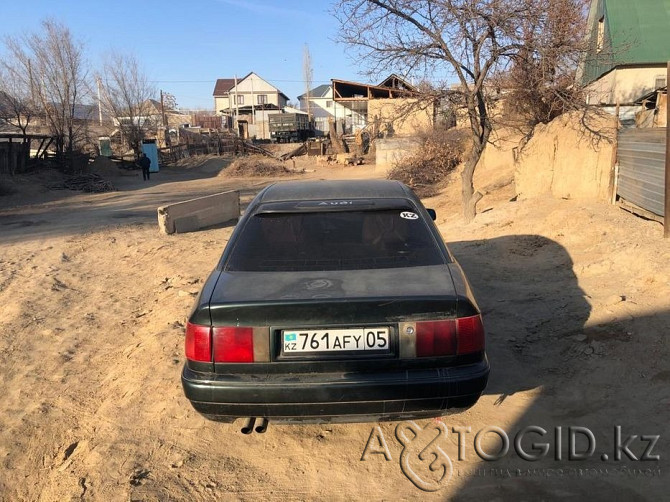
173,215 -> 201,234
157,190 -> 240,234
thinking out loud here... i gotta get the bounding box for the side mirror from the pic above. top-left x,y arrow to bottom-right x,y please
426,208 -> 437,221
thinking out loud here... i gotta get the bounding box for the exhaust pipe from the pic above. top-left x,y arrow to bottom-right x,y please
255,417 -> 268,434
241,417 -> 256,434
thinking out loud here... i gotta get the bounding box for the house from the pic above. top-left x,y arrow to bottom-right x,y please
142,99 -> 189,129
297,84 -> 351,136
578,0 -> 670,122
213,72 -> 289,139
633,86 -> 667,127
330,74 -> 434,136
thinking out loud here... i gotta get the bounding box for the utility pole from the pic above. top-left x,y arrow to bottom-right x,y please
250,73 -> 257,139
96,77 -> 103,126
664,61 -> 670,238
234,75 -> 239,137
303,44 -> 313,122
160,89 -> 167,129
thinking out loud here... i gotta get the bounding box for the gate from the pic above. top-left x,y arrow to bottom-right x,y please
616,128 -> 666,220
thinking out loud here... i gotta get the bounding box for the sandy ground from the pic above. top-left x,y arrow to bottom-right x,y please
0,154 -> 668,501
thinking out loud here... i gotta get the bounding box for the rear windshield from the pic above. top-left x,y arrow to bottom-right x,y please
225,209 -> 445,272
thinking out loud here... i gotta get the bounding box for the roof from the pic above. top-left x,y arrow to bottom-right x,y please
73,103 -> 115,121
213,78 -> 236,96
606,0 -> 670,64
581,0 -> 670,83
257,180 -> 412,203
634,86 -> 667,105
213,73 -> 289,101
0,91 -> 12,116
0,121 -> 16,133
0,131 -> 54,139
332,78 -> 414,101
282,106 -> 307,114
297,84 -> 331,100
378,74 -> 416,91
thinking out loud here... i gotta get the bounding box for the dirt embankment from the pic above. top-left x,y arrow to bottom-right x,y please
0,155 -> 667,500
513,111 -> 618,201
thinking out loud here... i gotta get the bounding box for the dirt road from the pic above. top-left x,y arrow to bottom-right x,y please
0,159 -> 667,500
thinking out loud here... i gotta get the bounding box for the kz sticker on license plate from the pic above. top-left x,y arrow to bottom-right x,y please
282,328 -> 390,353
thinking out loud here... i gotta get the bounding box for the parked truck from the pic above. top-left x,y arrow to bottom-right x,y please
268,113 -> 311,143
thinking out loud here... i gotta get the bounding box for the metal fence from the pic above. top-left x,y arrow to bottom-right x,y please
617,128 -> 666,217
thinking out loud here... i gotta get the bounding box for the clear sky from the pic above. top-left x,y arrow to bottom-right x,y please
1,0 -> 368,110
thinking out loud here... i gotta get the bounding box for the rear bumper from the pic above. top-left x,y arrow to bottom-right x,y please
181,357 -> 489,422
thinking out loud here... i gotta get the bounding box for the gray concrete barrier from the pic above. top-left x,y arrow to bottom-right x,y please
157,190 -> 240,234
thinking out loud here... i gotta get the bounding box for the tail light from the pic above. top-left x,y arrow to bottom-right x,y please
212,327 -> 254,362
416,320 -> 457,357
185,322 -> 211,362
456,315 -> 485,354
414,315 -> 485,357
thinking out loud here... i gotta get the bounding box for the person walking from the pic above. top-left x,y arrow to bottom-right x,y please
138,153 -> 151,181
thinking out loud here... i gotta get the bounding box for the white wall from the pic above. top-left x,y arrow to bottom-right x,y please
214,73 -> 288,113
299,87 -> 354,133
585,66 -> 667,105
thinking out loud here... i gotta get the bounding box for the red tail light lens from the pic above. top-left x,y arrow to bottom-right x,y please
456,315 -> 485,354
212,327 -> 254,362
415,315 -> 485,357
416,320 -> 457,357
185,322 -> 211,362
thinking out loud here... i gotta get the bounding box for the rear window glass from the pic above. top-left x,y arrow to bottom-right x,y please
225,210 -> 445,272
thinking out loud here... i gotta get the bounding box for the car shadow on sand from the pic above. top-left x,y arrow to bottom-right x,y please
445,235 -> 667,500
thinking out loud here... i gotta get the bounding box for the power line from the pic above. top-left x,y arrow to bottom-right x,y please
149,79 -> 334,84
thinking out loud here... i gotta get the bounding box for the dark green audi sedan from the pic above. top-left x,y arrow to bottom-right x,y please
181,179 -> 489,430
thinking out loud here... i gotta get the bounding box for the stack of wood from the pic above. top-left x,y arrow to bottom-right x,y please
50,173 -> 116,193
278,143 -> 306,161
242,141 -> 278,159
328,118 -> 347,154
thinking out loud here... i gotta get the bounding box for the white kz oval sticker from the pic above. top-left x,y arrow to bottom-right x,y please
400,211 -> 419,220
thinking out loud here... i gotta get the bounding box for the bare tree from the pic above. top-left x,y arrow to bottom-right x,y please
0,68 -> 37,175
303,44 -> 313,121
162,92 -> 177,111
0,67 -> 36,139
499,0 -> 589,129
98,52 -> 156,156
4,19 -> 90,164
334,0 -> 586,221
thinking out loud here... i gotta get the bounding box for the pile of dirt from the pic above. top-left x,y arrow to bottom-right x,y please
89,156 -> 123,177
223,155 -> 297,177
386,128 -> 469,197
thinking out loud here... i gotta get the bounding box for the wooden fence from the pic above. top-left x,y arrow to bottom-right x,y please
158,134 -> 242,165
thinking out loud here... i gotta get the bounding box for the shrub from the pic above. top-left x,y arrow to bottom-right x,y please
387,128 -> 469,197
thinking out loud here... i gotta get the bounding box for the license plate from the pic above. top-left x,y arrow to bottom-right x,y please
282,327 -> 390,354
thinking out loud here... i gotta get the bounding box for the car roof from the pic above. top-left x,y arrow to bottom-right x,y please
256,180 -> 414,203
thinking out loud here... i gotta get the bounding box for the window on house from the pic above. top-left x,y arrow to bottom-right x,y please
236,95 -> 244,105
654,76 -> 667,90
596,16 -> 605,53
326,100 -> 333,108
257,94 -> 268,105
